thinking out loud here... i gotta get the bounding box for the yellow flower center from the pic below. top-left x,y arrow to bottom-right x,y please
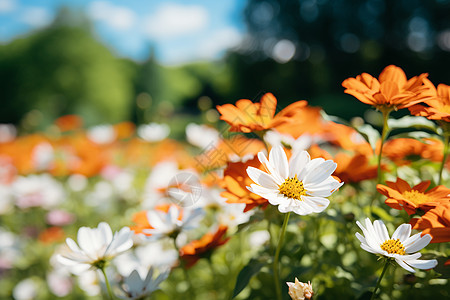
402,190 -> 431,205
278,176 -> 307,200
380,239 -> 406,255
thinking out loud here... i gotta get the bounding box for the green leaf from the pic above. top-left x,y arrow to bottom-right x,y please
232,259 -> 266,298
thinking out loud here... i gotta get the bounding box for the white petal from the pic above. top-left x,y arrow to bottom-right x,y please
373,220 -> 390,242
395,258 -> 416,273
405,259 -> 438,270
391,224 -> 411,242
360,242 -> 378,254
269,146 -> 289,180
258,152 -> 283,183
288,150 -> 310,178
303,160 -> 337,184
77,227 -> 97,258
98,222 -> 113,245
405,234 -> 432,253
247,167 -> 280,188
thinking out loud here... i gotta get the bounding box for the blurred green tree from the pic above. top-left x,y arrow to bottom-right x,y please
0,8 -> 134,129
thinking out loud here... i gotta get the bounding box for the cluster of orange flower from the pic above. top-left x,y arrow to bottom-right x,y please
216,65 -> 450,245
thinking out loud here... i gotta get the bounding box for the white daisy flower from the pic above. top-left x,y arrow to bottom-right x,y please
355,218 -> 438,273
246,145 -> 343,215
143,205 -> 204,241
57,222 -> 133,274
119,267 -> 169,300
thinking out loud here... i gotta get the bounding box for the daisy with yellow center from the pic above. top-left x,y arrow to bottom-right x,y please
377,177 -> 450,215
355,218 -> 437,273
246,145 -> 343,215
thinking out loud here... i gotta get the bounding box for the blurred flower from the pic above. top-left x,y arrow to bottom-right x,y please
38,227 -> 65,244
114,122 -> 136,139
12,174 -> 65,209
342,65 -> 432,111
186,123 -> 220,149
218,203 -> 254,228
137,123 -> 170,142
248,230 -> 270,248
119,267 -> 169,300
114,241 -> 177,277
220,156 -> 268,212
77,269 -> 101,296
57,222 -> 133,274
47,268 -> 73,297
31,142 -> 54,171
355,218 -> 437,272
377,178 -> 450,215
409,203 -> 450,243
87,125 -> 117,144
12,278 -> 38,300
332,152 -> 378,183
382,138 -> 443,165
54,115 -> 83,132
46,209 -> 76,226
0,228 -> 22,270
180,225 -> 229,268
264,130 -> 313,153
195,135 -> 265,171
0,124 -> 17,143
409,80 -> 450,122
141,205 -> 204,241
0,156 -> 16,185
247,146 -> 343,215
286,278 -> 313,300
216,93 -> 307,133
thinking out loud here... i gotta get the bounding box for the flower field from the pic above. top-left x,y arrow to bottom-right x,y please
0,65 -> 449,299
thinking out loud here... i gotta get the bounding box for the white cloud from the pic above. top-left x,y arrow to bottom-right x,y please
144,4 -> 209,40
0,0 -> 15,13
197,27 -> 242,59
88,1 -> 135,31
20,7 -> 53,27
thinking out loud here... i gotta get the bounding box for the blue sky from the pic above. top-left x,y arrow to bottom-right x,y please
0,0 -> 247,64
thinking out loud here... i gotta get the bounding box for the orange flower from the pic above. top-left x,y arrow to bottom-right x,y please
377,178 -> 450,215
54,115 -> 83,132
333,152 -> 378,183
382,138 -> 443,165
219,156 -> 268,212
342,65 -> 432,110
180,225 -> 229,268
195,136 -> 265,171
113,122 -> 136,139
409,203 -> 450,243
216,93 -> 307,133
409,80 -> 450,122
38,227 -> 65,244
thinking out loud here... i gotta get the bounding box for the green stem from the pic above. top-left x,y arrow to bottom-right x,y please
100,267 -> 115,300
273,212 -> 291,300
370,260 -> 390,300
438,134 -> 449,185
376,109 -> 391,185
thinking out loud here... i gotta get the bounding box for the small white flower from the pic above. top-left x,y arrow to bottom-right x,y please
355,218 -> 438,273
57,222 -> 133,274
12,174 -> 65,209
137,123 -> 170,142
286,278 -> 313,300
143,205 -> 204,240
87,125 -> 117,144
246,145 -> 343,215
264,130 -> 314,153
185,123 -> 220,149
31,142 -> 54,171
12,278 -> 38,300
120,267 -> 169,300
0,124 -> 16,143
